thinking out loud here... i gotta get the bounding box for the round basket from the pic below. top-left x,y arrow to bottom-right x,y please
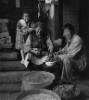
21,71 -> 55,91
16,89 -> 61,100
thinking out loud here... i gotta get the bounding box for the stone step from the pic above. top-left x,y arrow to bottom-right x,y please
0,71 -> 29,82
0,83 -> 21,92
0,71 -> 30,92
0,61 -> 26,71
0,93 -> 19,100
0,49 -> 19,61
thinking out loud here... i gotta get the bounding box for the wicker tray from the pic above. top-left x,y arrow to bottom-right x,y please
16,89 -> 61,100
22,71 -> 55,90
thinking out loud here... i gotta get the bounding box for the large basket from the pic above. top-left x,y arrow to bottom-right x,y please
21,71 -> 55,91
16,89 -> 61,100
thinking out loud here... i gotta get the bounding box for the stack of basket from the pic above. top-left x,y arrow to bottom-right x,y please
0,19 -> 12,49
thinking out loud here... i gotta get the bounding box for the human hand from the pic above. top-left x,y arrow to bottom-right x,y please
58,54 -> 67,60
31,48 -> 40,55
28,28 -> 35,33
41,55 -> 49,62
48,46 -> 53,54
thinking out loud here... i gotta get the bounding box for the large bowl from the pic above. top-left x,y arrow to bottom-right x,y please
22,71 -> 55,91
16,89 -> 61,100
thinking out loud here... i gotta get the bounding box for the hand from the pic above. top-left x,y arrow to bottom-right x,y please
28,28 -> 35,32
48,46 -> 53,53
41,55 -> 49,63
31,48 -> 40,55
58,49 -> 64,54
58,54 -> 67,60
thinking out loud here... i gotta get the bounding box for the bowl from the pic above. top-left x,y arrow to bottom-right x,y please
45,61 -> 56,67
16,89 -> 61,100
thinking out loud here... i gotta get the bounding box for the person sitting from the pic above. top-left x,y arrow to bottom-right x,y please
24,22 -> 53,68
15,11 -> 35,66
57,23 -> 87,81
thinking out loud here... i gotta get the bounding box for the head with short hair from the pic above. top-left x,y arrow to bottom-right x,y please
63,23 -> 75,41
33,22 -> 47,38
22,11 -> 30,22
35,22 -> 43,38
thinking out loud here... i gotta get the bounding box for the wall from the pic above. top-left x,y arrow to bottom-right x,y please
79,0 -> 89,47
63,0 -> 89,48
0,0 -> 38,47
63,0 -> 80,33
55,1 -> 62,39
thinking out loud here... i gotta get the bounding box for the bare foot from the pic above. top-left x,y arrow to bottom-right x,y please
24,59 -> 29,68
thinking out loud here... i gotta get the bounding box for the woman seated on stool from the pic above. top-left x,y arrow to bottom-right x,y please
24,22 -> 53,68
57,23 -> 87,81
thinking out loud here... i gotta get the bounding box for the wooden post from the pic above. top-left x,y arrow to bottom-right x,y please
48,0 -> 61,40
49,3 -> 55,40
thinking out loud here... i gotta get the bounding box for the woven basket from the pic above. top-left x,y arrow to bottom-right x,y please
21,71 -> 55,91
17,89 -> 61,100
